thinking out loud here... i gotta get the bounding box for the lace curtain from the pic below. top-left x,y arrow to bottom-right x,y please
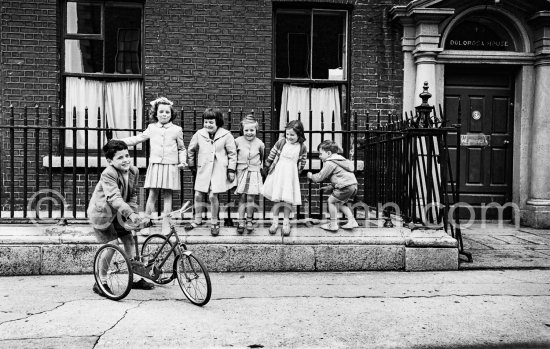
65,77 -> 143,148
279,84 -> 342,147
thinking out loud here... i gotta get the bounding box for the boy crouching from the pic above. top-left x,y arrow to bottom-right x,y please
307,140 -> 359,232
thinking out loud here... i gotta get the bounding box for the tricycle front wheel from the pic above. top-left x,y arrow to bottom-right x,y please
175,253 -> 212,306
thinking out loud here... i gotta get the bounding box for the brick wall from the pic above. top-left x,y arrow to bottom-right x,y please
0,0 -> 59,214
0,0 -> 407,218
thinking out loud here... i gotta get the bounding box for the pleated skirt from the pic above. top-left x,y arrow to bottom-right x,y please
144,163 -> 180,190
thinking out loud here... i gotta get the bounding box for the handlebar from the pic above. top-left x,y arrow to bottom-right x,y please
128,201 -> 192,230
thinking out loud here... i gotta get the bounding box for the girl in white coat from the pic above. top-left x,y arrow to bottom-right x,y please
186,108 -> 237,236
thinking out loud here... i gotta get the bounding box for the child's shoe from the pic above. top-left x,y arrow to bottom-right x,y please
132,278 -> 154,290
320,222 -> 339,232
268,222 -> 279,235
341,219 -> 359,230
184,220 -> 203,231
236,220 -> 245,234
282,221 -> 291,236
210,222 -> 220,236
92,282 -> 111,297
246,218 -> 255,233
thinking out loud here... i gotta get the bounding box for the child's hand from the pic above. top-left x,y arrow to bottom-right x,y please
128,212 -> 142,225
306,172 -> 313,180
178,162 -> 187,170
321,185 -> 334,194
227,172 -> 235,182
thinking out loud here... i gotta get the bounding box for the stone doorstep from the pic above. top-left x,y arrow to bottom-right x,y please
0,224 -> 458,275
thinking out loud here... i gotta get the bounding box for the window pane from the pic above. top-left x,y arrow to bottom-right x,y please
275,11 -> 311,78
105,5 -> 142,74
65,39 -> 103,73
312,11 -> 346,79
66,2 -> 101,34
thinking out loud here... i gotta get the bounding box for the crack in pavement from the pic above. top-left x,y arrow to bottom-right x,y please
0,335 -> 97,342
0,302 -> 67,327
210,294 -> 550,301
92,301 -> 144,349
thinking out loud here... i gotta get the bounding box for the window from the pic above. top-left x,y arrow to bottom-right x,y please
273,7 -> 350,149
63,1 -> 144,149
445,16 -> 515,51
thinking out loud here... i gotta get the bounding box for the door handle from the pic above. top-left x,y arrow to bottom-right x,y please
503,140 -> 510,145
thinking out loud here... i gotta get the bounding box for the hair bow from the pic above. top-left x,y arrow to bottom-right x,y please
242,114 -> 257,124
150,97 -> 174,107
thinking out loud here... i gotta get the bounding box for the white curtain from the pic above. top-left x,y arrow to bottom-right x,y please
105,80 -> 143,141
279,84 -> 342,148
65,77 -> 143,149
65,3 -> 83,73
65,77 -> 103,148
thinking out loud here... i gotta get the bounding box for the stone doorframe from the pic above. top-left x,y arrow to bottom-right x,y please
390,1 -> 550,227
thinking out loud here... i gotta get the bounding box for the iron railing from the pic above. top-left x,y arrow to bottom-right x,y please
0,94 -> 470,259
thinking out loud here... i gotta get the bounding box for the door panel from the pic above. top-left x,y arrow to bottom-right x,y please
444,65 -> 514,219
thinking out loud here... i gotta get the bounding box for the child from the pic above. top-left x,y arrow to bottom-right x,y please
120,97 -> 187,226
234,114 -> 265,234
186,108 -> 237,236
262,120 -> 307,236
87,140 -> 154,296
307,139 -> 359,232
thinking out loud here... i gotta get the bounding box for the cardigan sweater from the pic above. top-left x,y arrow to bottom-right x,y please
235,136 -> 265,172
264,138 -> 307,175
121,122 -> 186,165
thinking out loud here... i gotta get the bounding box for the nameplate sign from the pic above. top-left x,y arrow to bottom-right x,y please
445,20 -> 514,52
449,40 -> 509,49
460,134 -> 490,147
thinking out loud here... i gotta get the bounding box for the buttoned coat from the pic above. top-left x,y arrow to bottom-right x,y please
87,165 -> 139,230
187,128 -> 237,193
121,122 -> 186,165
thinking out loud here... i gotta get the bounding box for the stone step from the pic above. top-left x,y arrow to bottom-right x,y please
0,223 -> 458,275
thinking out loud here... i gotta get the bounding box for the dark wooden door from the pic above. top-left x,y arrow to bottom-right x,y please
444,65 -> 515,219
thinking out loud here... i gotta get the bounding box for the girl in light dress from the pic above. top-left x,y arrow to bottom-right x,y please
262,120 -> 307,236
234,115 -> 265,234
121,97 -> 186,223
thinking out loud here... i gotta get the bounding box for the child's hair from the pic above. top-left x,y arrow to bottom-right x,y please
317,139 -> 342,154
149,97 -> 176,123
285,120 -> 306,144
203,107 -> 224,127
102,139 -> 128,160
240,114 -> 258,132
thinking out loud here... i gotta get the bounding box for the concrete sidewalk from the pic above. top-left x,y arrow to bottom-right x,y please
460,223 -> 550,269
0,219 -> 459,275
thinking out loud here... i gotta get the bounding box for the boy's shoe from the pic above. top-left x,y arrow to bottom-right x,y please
92,282 -> 112,297
132,278 -> 154,290
236,221 -> 245,234
320,223 -> 339,232
341,220 -> 359,230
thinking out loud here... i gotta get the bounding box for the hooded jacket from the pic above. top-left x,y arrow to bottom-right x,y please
309,154 -> 357,189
